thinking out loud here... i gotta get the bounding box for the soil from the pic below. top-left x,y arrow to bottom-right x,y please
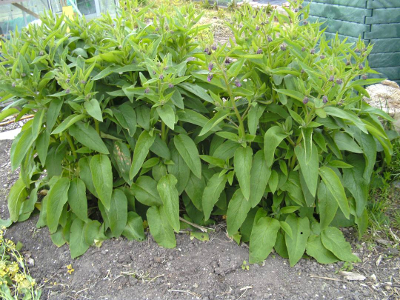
0,123 -> 400,300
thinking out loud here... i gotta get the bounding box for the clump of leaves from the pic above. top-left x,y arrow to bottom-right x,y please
0,228 -> 41,300
0,0 -> 394,266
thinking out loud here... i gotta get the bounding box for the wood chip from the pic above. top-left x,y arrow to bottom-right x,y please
339,271 -> 366,281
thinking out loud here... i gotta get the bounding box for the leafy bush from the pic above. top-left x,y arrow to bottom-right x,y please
0,1 -> 394,265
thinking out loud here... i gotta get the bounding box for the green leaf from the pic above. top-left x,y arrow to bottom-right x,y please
113,103 -> 137,137
321,227 -> 360,262
168,143 -> 190,194
70,218 -> 90,258
84,99 -> 103,122
69,122 -> 109,154
226,189 -> 252,236
83,220 -> 102,245
185,173 -> 206,211
10,128 -> 35,171
202,173 -> 227,221
319,166 -> 350,219
123,212 -> 145,241
179,82 -> 213,103
47,98 -> 63,132
136,105 -> 151,131
7,178 -> 28,222
275,89 -> 304,102
264,126 -> 287,167
177,109 -> 210,127
131,176 -> 162,206
150,135 -> 171,160
130,131 -> 156,179
234,147 -> 253,200
68,178 -> 88,221
157,174 -> 180,232
0,108 -> 19,122
47,177 -> 70,234
285,215 -> 311,267
52,114 -> 86,134
112,141 -> 132,183
157,105 -> 176,130
306,234 -> 339,264
317,182 -> 338,230
90,154 -> 113,210
107,189 -> 128,237
147,206 -> 176,248
343,154 -> 368,217
36,130 -> 50,165
78,157 -> 96,196
354,131 -> 376,182
213,140 -> 240,160
279,221 -> 293,238
249,217 -> 280,263
199,110 -> 229,136
334,132 -> 363,153
174,134 -> 202,179
294,143 -> 319,197
324,107 -> 367,133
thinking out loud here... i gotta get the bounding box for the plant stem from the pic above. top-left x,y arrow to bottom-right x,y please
65,133 -> 77,160
161,121 -> 167,142
94,119 -> 100,134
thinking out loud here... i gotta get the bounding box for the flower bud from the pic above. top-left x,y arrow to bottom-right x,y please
280,43 -> 287,51
207,74 -> 213,82
320,55 -> 325,59
359,64 -> 364,70
361,75 -> 368,80
322,95 -> 328,103
65,89 -> 70,94
235,80 -> 241,87
336,79 -> 343,85
81,80 -> 86,84
159,74 -> 164,80
208,63 -> 214,72
303,96 -> 309,104
211,44 -> 217,51
267,36 -> 273,42
11,82 -> 16,88
310,48 -> 315,54
301,47 -> 306,52
225,58 -> 232,64
204,47 -> 211,55
346,60 -> 351,66
168,83 -> 174,88
303,21 -> 308,25
255,25 -> 260,31
256,48 -> 263,54
329,75 -> 334,82
145,88 -> 150,94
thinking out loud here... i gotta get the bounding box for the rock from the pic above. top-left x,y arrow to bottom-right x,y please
365,80 -> 400,133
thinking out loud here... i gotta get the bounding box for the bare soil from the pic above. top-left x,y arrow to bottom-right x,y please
0,124 -> 400,300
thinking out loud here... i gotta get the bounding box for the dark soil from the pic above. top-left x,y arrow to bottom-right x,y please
1,127 -> 400,300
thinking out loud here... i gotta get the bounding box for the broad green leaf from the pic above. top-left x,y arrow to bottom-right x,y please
285,215 -> 311,267
234,147 -> 253,200
69,122 -> 109,154
321,227 -> 360,262
70,218 -> 90,258
78,157 -> 96,196
264,126 -> 287,167
84,99 -> 103,122
226,189 -> 252,236
157,174 -> 180,232
51,228 -> 66,247
199,110 -> 229,136
354,131 -> 376,182
112,141 -> 132,183
185,173 -> 206,211
157,105 -> 176,130
150,135 -> 171,160
343,154 -> 368,217
68,178 -> 88,221
32,109 -> 45,138
319,166 -> 350,219
136,105 -> 151,131
131,176 -> 162,206
90,154 -> 113,210
199,155 -> 225,168
0,108 -> 19,122
10,128 -> 35,171
174,134 -> 202,179
36,130 -> 50,165
324,107 -> 367,133
202,173 -> 227,220
18,187 -> 38,222
147,206 -> 176,248
47,177 -> 70,234
107,189 -> 128,237
179,82 -> 213,103
269,170 -> 279,193
249,217 -> 280,263
334,132 -> 363,153
168,143 -> 190,194
279,221 -> 293,238
177,109 -> 210,127
123,212 -> 145,241
7,178 -> 28,222
83,220 -> 102,245
213,140 -> 240,160
130,131 -> 156,179
306,234 -> 339,264
113,103 -> 137,137
317,182 -> 338,229
47,98 -> 63,132
52,114 -> 86,134
294,143 -> 319,197
275,89 -> 303,102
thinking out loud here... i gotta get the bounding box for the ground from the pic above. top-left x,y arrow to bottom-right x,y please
0,131 -> 399,299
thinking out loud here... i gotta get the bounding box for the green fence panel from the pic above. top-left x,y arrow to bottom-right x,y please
304,0 -> 400,84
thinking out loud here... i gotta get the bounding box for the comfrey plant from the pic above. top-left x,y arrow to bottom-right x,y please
0,0 -> 394,265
